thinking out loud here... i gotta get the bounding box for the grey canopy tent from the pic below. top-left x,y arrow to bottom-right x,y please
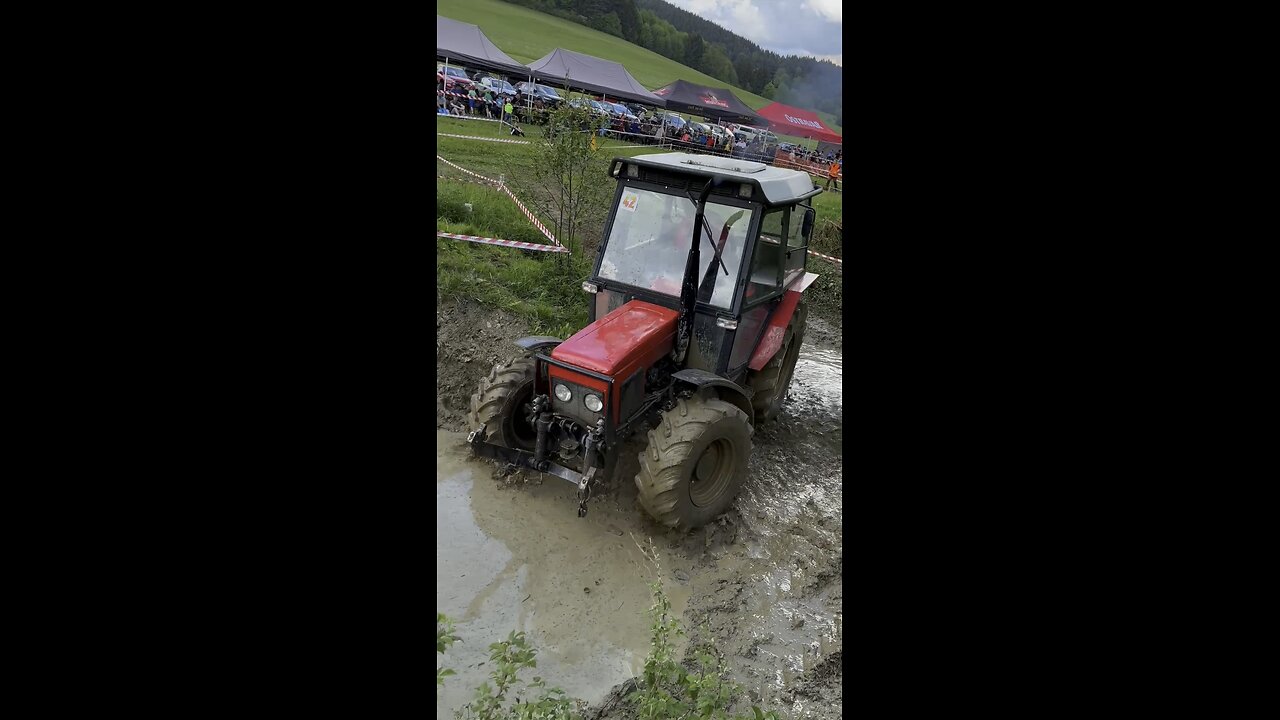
527,48 -> 666,107
649,80 -> 763,126
436,15 -> 529,77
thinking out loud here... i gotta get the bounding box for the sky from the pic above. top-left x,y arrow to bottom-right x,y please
662,0 -> 842,66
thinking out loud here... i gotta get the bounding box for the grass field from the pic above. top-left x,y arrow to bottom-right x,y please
435,115 -> 842,244
437,0 -> 842,136
436,116 -> 664,181
436,110 -> 843,330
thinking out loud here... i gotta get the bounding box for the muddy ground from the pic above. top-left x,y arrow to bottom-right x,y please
437,302 -> 843,718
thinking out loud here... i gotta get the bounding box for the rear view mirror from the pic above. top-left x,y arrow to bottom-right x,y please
802,208 -> 815,239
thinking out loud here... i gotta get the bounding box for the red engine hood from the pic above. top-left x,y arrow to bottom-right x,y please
551,300 -> 679,376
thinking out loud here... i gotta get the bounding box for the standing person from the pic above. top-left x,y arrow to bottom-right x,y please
825,157 -> 841,191
466,86 -> 478,116
503,98 -> 514,125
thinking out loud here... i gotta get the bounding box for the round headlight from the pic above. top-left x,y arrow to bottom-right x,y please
555,384 -> 572,402
584,394 -> 603,412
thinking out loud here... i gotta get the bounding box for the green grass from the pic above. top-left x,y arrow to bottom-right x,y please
436,113 -> 843,260
437,0 -> 841,136
436,117 -> 841,253
437,105 -> 842,332
437,182 -> 593,338
436,115 -> 666,181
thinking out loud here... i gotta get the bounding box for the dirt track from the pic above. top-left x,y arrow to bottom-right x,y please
437,303 -> 843,717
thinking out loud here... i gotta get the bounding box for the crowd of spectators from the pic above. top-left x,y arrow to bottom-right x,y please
437,69 -> 842,182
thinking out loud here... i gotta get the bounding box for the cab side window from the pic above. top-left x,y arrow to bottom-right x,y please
784,205 -> 811,284
747,209 -> 785,303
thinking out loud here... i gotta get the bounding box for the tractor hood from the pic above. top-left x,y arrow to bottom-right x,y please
551,300 -> 678,376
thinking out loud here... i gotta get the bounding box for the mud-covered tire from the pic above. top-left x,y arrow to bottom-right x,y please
468,356 -> 538,451
634,395 -> 753,530
748,301 -> 807,424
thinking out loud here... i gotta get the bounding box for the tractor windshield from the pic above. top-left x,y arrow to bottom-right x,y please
597,187 -> 751,309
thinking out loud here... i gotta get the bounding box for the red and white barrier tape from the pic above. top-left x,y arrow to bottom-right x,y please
438,174 -> 496,188
437,155 -> 498,184
437,132 -> 531,145
498,184 -> 557,245
810,250 -> 843,266
436,154 -> 561,248
437,231 -> 568,253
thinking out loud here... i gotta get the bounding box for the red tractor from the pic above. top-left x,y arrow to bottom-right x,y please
468,152 -> 822,529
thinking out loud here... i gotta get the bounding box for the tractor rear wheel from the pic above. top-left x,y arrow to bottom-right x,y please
468,356 -> 538,451
634,395 -> 753,530
747,300 -> 807,424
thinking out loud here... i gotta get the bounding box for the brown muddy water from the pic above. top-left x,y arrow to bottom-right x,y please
437,340 -> 843,717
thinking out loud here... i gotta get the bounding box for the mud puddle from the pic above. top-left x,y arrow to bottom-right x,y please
436,429 -> 692,715
437,340 -> 843,718
681,343 -> 844,715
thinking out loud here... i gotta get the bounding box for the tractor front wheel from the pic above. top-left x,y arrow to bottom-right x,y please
468,356 -> 538,450
635,395 -> 753,530
747,300 -> 807,424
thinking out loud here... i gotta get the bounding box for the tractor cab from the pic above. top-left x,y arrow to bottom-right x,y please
468,152 -> 824,529
586,153 -> 822,384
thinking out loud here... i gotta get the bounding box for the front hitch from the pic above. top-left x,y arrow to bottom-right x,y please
576,418 -> 607,517
467,420 -> 608,518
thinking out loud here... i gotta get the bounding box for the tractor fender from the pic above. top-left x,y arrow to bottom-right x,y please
671,369 -> 754,423
514,336 -> 562,353
747,272 -> 818,371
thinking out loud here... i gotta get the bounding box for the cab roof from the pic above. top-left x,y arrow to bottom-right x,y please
621,152 -> 820,206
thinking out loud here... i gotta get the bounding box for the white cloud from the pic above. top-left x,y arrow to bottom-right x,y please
802,0 -> 842,23
665,0 -> 841,58
670,0 -> 773,46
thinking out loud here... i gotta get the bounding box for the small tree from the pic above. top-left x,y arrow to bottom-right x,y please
522,103 -> 613,263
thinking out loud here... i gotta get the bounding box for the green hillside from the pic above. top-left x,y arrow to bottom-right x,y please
437,0 -> 841,135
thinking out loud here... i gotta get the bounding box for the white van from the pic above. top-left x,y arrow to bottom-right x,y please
728,124 -> 777,145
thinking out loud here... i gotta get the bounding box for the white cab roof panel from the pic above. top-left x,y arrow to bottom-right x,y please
625,152 -> 819,206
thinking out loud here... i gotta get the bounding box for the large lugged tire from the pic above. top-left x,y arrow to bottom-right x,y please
635,395 -> 753,530
468,356 -> 538,450
747,301 -> 807,424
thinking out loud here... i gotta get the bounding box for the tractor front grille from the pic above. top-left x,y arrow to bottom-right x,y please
551,378 -> 605,427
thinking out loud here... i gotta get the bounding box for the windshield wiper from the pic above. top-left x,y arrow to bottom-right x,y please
697,209 -> 747,303
685,190 -> 729,276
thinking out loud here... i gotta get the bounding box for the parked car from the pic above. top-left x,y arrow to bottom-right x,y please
605,102 -> 638,121
569,98 -> 611,117
436,65 -> 474,92
727,124 -> 757,144
476,76 -> 518,98
664,114 -> 687,130
734,125 -> 777,145
516,82 -> 564,106
685,121 -> 709,137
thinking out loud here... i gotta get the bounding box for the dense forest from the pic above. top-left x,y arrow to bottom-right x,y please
496,0 -> 841,125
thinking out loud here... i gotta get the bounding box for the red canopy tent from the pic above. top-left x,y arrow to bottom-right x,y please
757,102 -> 842,144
